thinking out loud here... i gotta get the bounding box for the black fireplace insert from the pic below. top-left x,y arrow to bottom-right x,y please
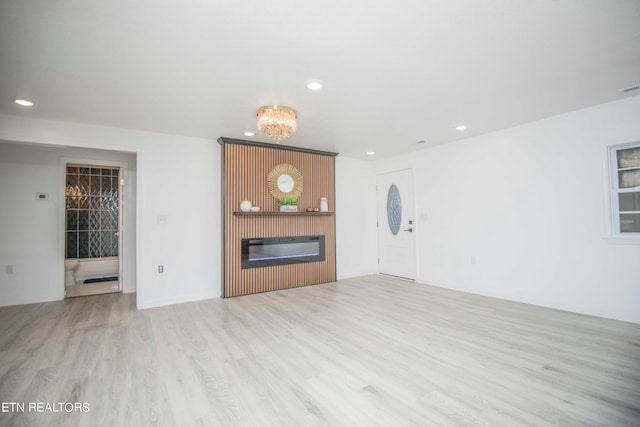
241,235 -> 325,269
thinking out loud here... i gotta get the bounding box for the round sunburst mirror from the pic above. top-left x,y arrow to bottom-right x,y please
267,163 -> 303,200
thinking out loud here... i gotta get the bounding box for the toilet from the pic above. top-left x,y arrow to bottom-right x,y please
64,259 -> 80,286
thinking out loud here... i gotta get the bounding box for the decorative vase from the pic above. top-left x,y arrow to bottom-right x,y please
320,197 -> 328,212
240,200 -> 252,212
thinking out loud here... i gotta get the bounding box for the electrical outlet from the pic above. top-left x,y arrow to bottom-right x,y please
6,264 -> 14,274
158,265 -> 164,273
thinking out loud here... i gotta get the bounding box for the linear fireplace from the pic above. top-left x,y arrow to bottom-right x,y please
241,235 -> 325,269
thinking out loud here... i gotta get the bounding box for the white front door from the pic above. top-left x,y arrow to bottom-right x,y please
377,169 -> 416,280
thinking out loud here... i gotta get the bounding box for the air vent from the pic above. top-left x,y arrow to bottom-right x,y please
621,84 -> 640,93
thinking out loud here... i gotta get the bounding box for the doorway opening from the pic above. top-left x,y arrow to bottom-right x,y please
64,163 -> 123,297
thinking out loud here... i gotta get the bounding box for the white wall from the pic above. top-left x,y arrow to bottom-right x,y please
0,142 -> 137,306
0,114 -> 376,309
335,156 -> 378,279
374,96 -> 640,323
3,95 -> 637,322
0,115 -> 220,308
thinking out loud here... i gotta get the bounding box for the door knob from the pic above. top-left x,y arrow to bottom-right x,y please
404,228 -> 413,232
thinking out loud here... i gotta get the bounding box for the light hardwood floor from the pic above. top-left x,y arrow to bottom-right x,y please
0,275 -> 639,426
64,281 -> 120,298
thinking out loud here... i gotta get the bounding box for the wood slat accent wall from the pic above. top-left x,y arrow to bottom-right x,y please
219,138 -> 337,297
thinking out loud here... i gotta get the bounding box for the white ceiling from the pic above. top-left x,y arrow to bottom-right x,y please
1,0 -> 639,158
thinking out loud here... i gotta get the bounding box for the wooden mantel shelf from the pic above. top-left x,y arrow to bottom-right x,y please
233,211 -> 334,217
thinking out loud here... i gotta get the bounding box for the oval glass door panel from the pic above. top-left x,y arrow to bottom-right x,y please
387,184 -> 402,235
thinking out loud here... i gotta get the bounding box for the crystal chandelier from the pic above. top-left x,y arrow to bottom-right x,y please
256,105 -> 297,142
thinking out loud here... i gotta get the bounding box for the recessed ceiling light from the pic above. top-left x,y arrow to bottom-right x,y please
366,151 -> 376,156
13,98 -> 34,107
306,80 -> 324,91
243,131 -> 255,137
455,125 -> 467,131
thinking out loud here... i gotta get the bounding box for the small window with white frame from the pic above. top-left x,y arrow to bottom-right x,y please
610,143 -> 640,235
